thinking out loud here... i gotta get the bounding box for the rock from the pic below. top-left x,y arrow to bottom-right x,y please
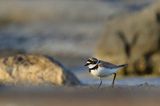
96,2 -> 160,75
0,54 -> 81,86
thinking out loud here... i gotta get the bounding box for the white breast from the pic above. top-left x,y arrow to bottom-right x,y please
90,67 -> 119,77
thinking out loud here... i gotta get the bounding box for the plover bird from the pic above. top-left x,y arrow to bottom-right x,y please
84,57 -> 127,88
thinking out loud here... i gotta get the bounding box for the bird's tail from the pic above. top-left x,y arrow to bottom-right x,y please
117,64 -> 128,68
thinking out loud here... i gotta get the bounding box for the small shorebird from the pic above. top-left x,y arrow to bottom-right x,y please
84,57 -> 127,88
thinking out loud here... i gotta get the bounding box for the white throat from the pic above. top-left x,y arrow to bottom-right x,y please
88,64 -> 97,69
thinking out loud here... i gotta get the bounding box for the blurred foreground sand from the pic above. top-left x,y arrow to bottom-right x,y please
0,86 -> 160,106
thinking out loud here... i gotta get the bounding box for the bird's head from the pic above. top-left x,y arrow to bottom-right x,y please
84,57 -> 99,68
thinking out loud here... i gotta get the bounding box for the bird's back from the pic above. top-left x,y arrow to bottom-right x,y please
99,60 -> 117,68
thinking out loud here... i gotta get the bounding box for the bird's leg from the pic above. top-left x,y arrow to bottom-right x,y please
112,73 -> 116,88
98,77 -> 102,89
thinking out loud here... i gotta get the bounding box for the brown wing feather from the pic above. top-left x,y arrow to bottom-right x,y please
98,60 -> 117,68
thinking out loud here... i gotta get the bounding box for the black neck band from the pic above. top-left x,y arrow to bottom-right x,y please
89,64 -> 98,72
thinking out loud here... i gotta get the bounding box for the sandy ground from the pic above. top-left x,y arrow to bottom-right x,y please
0,85 -> 160,106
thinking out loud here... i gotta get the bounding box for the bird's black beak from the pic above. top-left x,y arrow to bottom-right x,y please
84,63 -> 88,66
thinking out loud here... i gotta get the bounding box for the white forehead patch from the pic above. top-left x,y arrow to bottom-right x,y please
87,61 -> 90,63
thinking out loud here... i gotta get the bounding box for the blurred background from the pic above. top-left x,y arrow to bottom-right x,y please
0,0 -> 160,85
1,0 -> 160,106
